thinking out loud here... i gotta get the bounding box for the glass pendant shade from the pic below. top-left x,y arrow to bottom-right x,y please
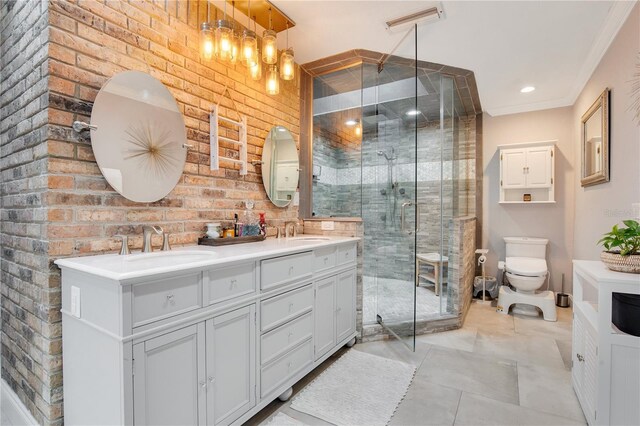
262,30 -> 277,64
200,23 -> 214,61
250,57 -> 262,80
265,65 -> 279,95
215,20 -> 233,62
242,30 -> 258,67
229,29 -> 240,65
280,48 -> 295,81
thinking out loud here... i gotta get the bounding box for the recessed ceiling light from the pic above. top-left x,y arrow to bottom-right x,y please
406,110 -> 421,116
345,119 -> 358,126
520,86 -> 535,93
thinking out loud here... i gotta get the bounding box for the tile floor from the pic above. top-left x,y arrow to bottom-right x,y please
247,301 -> 585,426
363,276 -> 450,325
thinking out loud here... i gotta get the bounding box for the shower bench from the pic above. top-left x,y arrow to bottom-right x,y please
416,252 -> 449,295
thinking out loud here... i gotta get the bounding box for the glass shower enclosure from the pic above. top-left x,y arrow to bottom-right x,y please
311,25 -> 473,350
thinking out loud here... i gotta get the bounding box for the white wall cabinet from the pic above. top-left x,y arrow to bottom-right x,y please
58,239 -> 358,426
499,140 -> 555,203
572,261 -> 640,425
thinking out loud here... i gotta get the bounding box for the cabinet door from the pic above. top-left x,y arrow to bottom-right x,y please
525,147 -> 552,187
206,305 -> 256,426
335,270 -> 356,343
133,324 -> 206,426
501,149 -> 526,188
582,320 -> 598,422
314,276 -> 336,360
572,311 -> 584,394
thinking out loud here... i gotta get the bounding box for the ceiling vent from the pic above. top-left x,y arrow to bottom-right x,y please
385,3 -> 444,32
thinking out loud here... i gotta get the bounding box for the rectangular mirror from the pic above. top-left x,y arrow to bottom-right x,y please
581,88 -> 610,187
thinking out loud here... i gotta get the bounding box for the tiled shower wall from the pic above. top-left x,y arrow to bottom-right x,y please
2,1 -> 301,424
313,116 -> 476,281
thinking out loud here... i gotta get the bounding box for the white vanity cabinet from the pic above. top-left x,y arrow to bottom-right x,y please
315,270 -> 357,360
57,237 -> 358,426
572,261 -> 640,425
499,140 -> 555,203
133,323 -> 207,426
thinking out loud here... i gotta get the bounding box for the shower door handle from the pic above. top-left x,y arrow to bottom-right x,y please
401,201 -> 415,235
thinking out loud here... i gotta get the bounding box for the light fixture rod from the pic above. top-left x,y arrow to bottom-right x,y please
386,6 -> 441,28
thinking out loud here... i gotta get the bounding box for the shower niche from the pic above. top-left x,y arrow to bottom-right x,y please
307,43 -> 480,346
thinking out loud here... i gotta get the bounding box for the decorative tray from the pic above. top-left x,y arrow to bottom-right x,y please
198,235 -> 266,246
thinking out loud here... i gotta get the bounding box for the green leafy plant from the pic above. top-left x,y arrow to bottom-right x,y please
598,220 -> 640,256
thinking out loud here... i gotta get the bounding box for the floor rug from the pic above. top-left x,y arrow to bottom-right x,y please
290,349 -> 416,426
262,412 -> 307,425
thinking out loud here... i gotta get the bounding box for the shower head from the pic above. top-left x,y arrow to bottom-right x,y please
377,148 -> 396,161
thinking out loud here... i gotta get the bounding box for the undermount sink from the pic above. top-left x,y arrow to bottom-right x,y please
289,236 -> 331,241
125,250 -> 214,263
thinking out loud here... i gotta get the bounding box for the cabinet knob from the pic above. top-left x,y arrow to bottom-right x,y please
208,376 -> 215,383
166,294 -> 175,304
345,252 -> 349,257
230,279 -> 237,289
576,353 -> 584,362
288,302 -> 294,312
289,266 -> 294,275
199,380 -> 207,389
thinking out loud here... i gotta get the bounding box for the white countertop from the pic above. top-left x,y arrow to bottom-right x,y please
573,259 -> 640,285
55,235 -> 359,281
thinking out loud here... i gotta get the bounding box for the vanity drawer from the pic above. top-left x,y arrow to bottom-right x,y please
261,312 -> 313,365
261,338 -> 313,398
313,246 -> 337,273
204,262 -> 255,306
261,284 -> 313,331
261,251 -> 313,291
132,273 -> 202,327
337,243 -> 357,265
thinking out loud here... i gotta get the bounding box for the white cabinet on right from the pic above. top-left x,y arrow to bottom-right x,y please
499,140 -> 555,203
572,261 -> 640,425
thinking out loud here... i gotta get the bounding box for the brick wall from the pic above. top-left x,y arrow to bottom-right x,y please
2,0 -> 302,424
47,0 -> 301,259
1,0 -> 54,424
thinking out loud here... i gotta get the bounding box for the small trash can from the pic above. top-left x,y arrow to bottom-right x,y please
473,276 -> 498,299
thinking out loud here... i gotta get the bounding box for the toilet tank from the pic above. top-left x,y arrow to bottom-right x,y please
504,237 -> 548,259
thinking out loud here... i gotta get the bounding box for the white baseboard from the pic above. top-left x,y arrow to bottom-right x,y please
1,379 -> 38,426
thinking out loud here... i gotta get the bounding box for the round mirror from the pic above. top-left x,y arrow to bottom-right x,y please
90,71 -> 187,202
262,126 -> 299,207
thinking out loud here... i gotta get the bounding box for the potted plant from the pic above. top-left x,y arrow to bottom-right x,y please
598,219 -> 640,273
598,220 -> 640,337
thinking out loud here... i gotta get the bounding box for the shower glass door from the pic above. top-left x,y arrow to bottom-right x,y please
368,25 -> 418,350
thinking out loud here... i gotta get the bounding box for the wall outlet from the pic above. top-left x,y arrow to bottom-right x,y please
321,221 -> 335,231
293,191 -> 300,206
70,286 -> 81,318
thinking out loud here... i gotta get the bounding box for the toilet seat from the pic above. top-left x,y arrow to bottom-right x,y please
505,257 -> 547,277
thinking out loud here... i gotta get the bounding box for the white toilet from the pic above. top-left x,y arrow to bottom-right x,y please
496,237 -> 557,321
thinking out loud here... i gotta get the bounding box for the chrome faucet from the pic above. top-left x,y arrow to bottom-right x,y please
142,225 -> 163,253
285,221 -> 298,238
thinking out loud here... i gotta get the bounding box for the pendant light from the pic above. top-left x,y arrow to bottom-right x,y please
241,0 -> 258,67
280,24 -> 294,81
249,16 -> 262,80
228,2 -> 240,65
199,2 -> 214,60
262,8 -> 277,65
266,65 -> 279,95
214,1 -> 233,62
